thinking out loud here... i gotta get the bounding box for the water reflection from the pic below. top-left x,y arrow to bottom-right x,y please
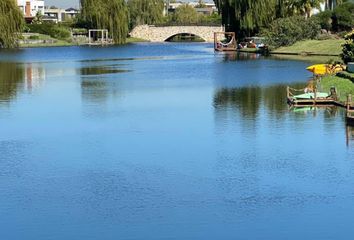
222,52 -> 261,62
213,84 -> 291,121
289,106 -> 339,118
0,62 -> 45,104
24,63 -> 45,91
81,78 -> 122,104
346,125 -> 354,147
0,62 -> 24,103
80,65 -> 129,76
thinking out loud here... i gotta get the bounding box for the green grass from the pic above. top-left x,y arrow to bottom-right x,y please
271,54 -> 341,63
126,37 -> 149,43
20,40 -> 73,48
321,74 -> 354,101
274,39 -> 344,56
20,35 -> 148,48
20,33 -> 74,48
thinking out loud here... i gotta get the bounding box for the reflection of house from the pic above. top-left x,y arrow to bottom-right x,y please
24,64 -> 45,91
43,7 -> 79,23
17,0 -> 45,23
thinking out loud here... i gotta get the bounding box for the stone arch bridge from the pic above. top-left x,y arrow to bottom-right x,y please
130,25 -> 223,42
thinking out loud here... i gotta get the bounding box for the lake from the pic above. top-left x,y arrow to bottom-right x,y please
0,43 -> 354,240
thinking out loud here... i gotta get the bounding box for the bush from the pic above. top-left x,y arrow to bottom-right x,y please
341,30 -> 354,64
332,2 -> 354,32
27,23 -> 71,40
28,35 -> 40,40
262,16 -> 320,49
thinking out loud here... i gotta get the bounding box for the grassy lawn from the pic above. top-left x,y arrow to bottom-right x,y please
20,40 -> 73,48
126,37 -> 149,43
321,74 -> 354,102
20,35 -> 148,48
274,39 -> 344,56
20,34 -> 74,48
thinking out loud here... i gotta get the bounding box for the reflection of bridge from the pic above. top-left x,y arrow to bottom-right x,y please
130,25 -> 223,42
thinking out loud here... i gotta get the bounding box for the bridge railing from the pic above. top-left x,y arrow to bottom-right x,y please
153,22 -> 222,27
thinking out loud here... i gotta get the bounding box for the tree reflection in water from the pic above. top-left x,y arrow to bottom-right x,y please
213,85 -> 290,122
0,62 -> 24,103
346,125 -> 354,147
222,52 -> 261,62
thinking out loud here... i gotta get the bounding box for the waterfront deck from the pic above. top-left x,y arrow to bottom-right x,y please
286,86 -> 338,106
347,95 -> 354,125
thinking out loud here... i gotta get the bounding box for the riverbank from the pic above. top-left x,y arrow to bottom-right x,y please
321,73 -> 354,102
19,36 -> 148,48
273,39 -> 344,56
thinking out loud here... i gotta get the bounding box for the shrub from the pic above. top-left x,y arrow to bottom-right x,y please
261,16 -> 320,49
341,30 -> 354,64
28,35 -> 40,40
27,23 -> 71,40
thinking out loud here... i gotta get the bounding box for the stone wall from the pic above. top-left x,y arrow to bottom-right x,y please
130,25 -> 223,42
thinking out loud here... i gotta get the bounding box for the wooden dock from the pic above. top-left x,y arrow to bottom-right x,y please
346,95 -> 354,125
286,86 -> 338,106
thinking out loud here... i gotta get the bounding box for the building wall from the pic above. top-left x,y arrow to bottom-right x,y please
17,0 -> 45,17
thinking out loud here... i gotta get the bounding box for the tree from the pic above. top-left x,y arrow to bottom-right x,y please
196,0 -> 207,8
341,30 -> 354,64
32,11 -> 44,24
332,2 -> 354,31
214,0 -> 278,38
173,4 -> 200,24
80,0 -> 129,44
214,0 -> 328,38
127,0 -> 164,29
325,0 -> 343,10
294,0 -> 325,19
0,0 -> 24,48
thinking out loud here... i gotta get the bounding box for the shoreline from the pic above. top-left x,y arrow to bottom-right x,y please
19,37 -> 148,48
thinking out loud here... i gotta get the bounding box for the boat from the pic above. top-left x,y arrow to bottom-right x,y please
214,32 -> 237,52
306,64 -> 345,75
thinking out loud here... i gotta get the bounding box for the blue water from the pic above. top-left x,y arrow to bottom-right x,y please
0,43 -> 353,240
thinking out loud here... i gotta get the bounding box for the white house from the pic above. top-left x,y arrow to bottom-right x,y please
17,0 -> 45,19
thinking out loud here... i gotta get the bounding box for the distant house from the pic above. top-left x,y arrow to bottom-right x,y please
43,7 -> 79,23
17,0 -> 45,23
164,1 -> 218,16
65,8 -> 79,19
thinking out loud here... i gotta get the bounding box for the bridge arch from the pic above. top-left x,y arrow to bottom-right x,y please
130,25 -> 223,43
164,33 -> 206,42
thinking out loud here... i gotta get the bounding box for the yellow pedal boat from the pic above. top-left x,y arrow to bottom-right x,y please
306,64 -> 345,75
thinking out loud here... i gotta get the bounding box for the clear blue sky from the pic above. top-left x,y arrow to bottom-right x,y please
45,0 -> 214,8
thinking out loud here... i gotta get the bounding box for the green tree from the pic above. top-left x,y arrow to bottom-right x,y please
332,2 -> 354,31
341,30 -> 354,64
173,4 -> 200,24
262,16 -> 320,48
196,0 -> 207,8
325,0 -> 344,10
80,0 -> 129,44
32,11 -> 44,24
0,0 -> 24,48
127,0 -> 164,29
214,0 -> 278,38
